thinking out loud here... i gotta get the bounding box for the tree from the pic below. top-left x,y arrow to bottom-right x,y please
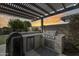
23,21 -> 31,31
8,19 -> 32,32
9,19 -> 24,31
63,14 -> 79,50
2,27 -> 11,34
23,21 -> 31,27
62,14 -> 79,55
68,14 -> 79,49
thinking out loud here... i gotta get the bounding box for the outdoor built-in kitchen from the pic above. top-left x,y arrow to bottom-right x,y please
0,3 -> 79,56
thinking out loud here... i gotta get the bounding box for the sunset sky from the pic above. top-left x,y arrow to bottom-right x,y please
32,8 -> 79,27
32,14 -> 64,27
0,13 -> 64,28
0,15 -> 9,28
0,14 -> 31,28
0,8 -> 79,28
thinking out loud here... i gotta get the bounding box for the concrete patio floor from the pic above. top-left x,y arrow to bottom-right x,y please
25,47 -> 59,56
0,44 -> 6,56
0,45 -> 59,56
0,44 -> 65,56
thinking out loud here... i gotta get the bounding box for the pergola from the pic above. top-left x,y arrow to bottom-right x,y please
0,3 -> 79,32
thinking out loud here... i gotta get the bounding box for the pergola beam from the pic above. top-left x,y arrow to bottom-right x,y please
46,3 -> 57,12
12,3 -> 41,17
62,3 -> 66,9
30,3 -> 49,14
0,3 -> 37,18
0,9 -> 32,19
13,3 -> 44,16
0,3 -> 78,21
41,18 -> 44,32
0,7 -> 33,19
42,5 -> 79,19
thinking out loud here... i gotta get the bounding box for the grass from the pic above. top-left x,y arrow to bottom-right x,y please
0,35 -> 8,45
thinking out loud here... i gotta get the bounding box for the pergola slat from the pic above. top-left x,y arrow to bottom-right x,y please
0,4 -> 38,19
0,3 -> 78,21
62,3 -> 66,9
0,9 -> 32,19
30,3 -> 49,14
46,3 -> 57,12
14,3 -> 44,16
0,5 -> 34,19
43,5 -> 79,18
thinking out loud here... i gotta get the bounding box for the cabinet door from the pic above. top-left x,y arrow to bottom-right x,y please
26,36 -> 34,51
29,36 -> 34,50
